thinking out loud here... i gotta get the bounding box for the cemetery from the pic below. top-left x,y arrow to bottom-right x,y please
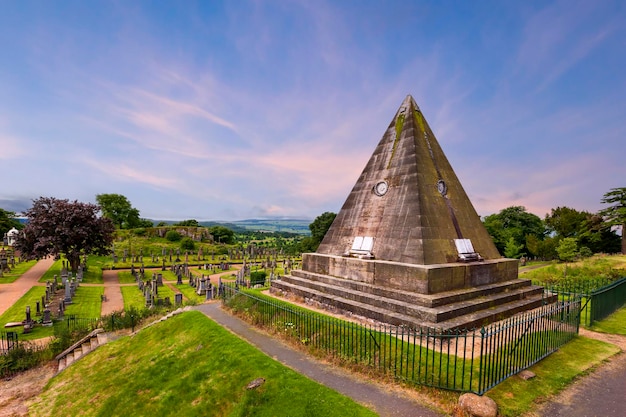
0,97 -> 625,416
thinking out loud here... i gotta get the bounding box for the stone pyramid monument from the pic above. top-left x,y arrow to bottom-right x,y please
271,95 -> 549,330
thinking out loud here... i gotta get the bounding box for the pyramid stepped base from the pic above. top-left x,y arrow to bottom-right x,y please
271,271 -> 555,331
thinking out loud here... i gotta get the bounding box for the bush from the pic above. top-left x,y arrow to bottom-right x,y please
0,344 -> 52,376
250,271 -> 267,286
180,237 -> 195,251
165,230 -> 182,242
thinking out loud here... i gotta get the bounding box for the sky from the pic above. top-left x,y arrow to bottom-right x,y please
1,0 -> 625,222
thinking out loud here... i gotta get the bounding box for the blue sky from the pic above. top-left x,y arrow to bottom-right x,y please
1,0 -> 624,221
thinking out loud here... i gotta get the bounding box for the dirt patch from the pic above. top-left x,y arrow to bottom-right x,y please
0,362 -> 56,417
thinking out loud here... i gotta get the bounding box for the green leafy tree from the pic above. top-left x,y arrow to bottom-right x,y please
165,230 -> 182,242
483,206 -> 545,256
298,236 -> 318,253
174,219 -> 200,227
0,208 -> 22,236
14,197 -> 115,272
545,206 -> 589,238
309,212 -> 337,245
556,237 -> 578,262
578,214 -> 621,254
504,237 -> 524,259
209,226 -> 234,244
180,237 -> 195,251
95,193 -> 144,229
600,187 -> 626,254
136,218 -> 154,228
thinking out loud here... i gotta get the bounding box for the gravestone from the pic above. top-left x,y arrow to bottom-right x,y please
271,95 -> 550,331
42,308 -> 52,326
175,293 -> 183,305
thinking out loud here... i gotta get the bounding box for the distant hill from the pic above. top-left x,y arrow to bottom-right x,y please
151,218 -> 312,235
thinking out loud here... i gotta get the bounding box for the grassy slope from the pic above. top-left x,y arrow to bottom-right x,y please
30,311 -> 377,417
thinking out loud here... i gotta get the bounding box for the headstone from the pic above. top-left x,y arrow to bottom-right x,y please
42,308 -> 52,326
64,282 -> 72,304
25,306 -> 32,324
175,293 -> 183,305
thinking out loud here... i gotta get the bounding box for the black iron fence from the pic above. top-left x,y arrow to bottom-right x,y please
221,285 -> 580,394
540,277 -> 626,327
589,277 -> 626,325
0,331 -> 19,354
62,312 -> 138,333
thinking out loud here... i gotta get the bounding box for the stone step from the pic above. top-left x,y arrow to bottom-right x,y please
55,329 -> 106,373
276,274 -> 543,322
57,357 -> 66,373
74,347 -> 84,360
290,269 -> 532,307
271,279 -> 554,331
90,335 -> 100,350
96,332 -> 108,346
435,293 -> 556,330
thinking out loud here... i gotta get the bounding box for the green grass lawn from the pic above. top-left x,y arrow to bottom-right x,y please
0,286 -> 56,340
30,311 -> 377,417
174,283 -> 206,304
63,286 -> 103,318
0,259 -> 38,283
38,259 -> 64,283
121,286 -> 146,310
487,335 -> 620,416
590,304 -> 626,335
117,270 -> 136,284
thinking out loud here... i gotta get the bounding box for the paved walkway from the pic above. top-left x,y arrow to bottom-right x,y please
0,257 -> 55,316
195,302 -> 444,417
536,329 -> 626,417
101,270 -> 124,315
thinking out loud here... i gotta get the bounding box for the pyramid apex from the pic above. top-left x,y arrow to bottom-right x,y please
396,95 -> 419,118
317,95 -> 500,265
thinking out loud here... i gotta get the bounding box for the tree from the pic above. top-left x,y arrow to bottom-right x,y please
600,187 -> 626,254
309,212 -> 337,245
504,237 -> 524,259
545,206 -> 589,238
95,193 -> 142,229
180,237 -> 195,251
14,197 -> 115,272
578,214 -> 621,254
174,219 -> 199,227
483,206 -> 545,256
0,208 -> 22,236
165,230 -> 182,242
209,226 -> 234,244
556,237 -> 578,262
